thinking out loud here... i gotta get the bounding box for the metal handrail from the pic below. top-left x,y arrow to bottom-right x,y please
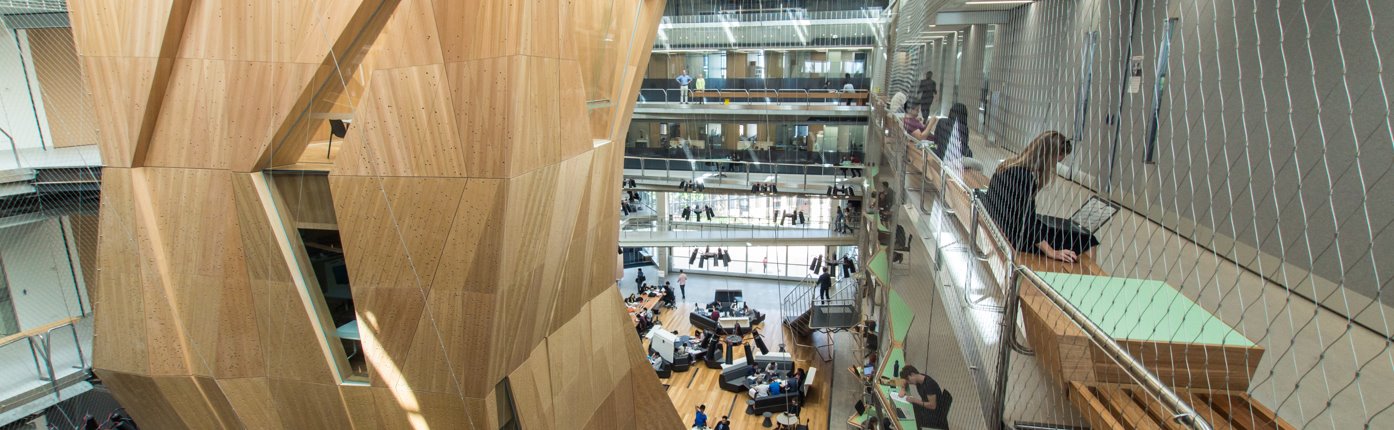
994,268 -> 1213,430
44,319 -> 86,370
638,87 -> 870,107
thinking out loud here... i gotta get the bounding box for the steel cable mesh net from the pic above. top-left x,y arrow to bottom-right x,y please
0,8 -> 111,429
962,0 -> 1394,428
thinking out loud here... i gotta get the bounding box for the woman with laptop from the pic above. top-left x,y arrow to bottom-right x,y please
982,131 -> 1099,263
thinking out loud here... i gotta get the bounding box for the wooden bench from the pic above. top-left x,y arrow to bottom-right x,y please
1019,273 -> 1265,392
1069,382 -> 1293,430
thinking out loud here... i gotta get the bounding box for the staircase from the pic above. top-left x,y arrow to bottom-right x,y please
780,276 -> 862,336
809,277 -> 861,330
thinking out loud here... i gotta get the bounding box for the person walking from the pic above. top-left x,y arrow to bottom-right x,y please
635,268 -> 646,289
918,71 -> 938,114
678,270 -> 688,299
693,405 -> 709,428
817,271 -> 833,302
676,69 -> 693,104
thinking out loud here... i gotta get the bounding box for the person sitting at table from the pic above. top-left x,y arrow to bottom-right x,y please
768,379 -> 783,396
982,131 -> 1098,262
899,366 -> 946,428
902,104 -> 932,141
714,416 -> 732,430
930,102 -> 984,173
625,293 -> 640,304
648,351 -> 664,369
750,382 -> 771,398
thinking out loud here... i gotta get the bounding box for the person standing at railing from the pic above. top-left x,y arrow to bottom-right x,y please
676,69 -> 694,104
841,73 -> 855,106
695,73 -> 707,104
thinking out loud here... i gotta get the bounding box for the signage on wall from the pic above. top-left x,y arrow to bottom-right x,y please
1128,55 -> 1144,93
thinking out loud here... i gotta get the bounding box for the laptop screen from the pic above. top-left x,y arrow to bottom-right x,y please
1070,196 -> 1120,233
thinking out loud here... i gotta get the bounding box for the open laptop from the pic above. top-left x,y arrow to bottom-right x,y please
1041,195 -> 1120,235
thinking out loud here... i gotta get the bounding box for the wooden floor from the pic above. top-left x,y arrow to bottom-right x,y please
646,303 -> 835,429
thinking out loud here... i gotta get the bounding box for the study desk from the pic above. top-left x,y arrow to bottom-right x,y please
873,290 -> 919,429
1019,272 -> 1264,391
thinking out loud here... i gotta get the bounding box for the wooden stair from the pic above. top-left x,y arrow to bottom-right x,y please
1068,382 -> 1294,430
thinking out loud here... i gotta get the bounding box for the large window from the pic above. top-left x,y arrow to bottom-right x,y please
667,194 -> 842,229
672,245 -> 844,277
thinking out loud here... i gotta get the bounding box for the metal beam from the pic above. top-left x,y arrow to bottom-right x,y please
932,10 -> 1011,25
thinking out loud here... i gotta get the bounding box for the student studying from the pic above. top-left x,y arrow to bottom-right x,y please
982,131 -> 1099,263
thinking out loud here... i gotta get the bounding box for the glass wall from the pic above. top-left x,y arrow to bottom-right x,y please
667,193 -> 842,230
670,244 -> 861,278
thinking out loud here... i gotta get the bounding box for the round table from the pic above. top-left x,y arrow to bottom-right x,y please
725,334 -> 744,345
776,412 -> 799,427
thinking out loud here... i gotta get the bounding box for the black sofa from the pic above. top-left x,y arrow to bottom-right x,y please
750,391 -> 800,414
689,311 -> 721,333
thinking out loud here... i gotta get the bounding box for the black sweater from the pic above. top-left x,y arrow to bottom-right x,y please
983,165 -> 1047,252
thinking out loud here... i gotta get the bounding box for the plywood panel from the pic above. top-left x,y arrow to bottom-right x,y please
337,64 -> 466,177
443,56 -> 588,178
338,384 -> 384,430
69,214 -> 101,300
91,170 -> 149,374
547,301 -> 598,420
92,370 -> 188,430
80,56 -> 163,166
268,379 -> 354,430
68,0 -> 188,58
433,0 -> 561,62
217,377 -> 283,430
177,0 -> 362,64
232,173 -> 339,383
506,343 -> 556,429
330,176 -> 466,292
27,28 -> 100,148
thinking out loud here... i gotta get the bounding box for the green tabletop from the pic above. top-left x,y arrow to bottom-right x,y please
1036,272 -> 1255,347
887,289 -> 912,343
877,347 -> 917,428
868,249 -> 890,285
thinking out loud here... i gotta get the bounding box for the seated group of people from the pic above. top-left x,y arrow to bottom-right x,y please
704,301 -> 762,322
751,182 -> 779,194
900,100 -> 985,174
746,365 -> 808,401
896,93 -> 1099,264
838,156 -> 863,177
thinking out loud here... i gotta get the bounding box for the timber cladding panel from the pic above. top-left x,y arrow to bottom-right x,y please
78,0 -> 675,428
27,28 -> 101,148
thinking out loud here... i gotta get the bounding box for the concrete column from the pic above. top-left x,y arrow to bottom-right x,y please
937,34 -> 960,118
959,25 -> 989,128
657,191 -> 670,230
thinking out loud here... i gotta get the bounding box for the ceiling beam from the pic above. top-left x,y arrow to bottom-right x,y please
933,10 -> 1011,25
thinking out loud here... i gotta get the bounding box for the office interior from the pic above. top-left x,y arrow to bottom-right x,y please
0,0 -> 1386,429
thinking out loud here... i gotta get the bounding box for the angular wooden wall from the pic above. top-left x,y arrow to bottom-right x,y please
75,0 -> 673,428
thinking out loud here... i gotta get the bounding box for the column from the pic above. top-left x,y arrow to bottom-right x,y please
959,25 -> 989,127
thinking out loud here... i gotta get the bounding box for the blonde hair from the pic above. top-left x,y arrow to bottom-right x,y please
996,131 -> 1073,191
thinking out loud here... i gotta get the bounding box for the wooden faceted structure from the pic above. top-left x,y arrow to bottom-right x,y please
75,0 -> 677,428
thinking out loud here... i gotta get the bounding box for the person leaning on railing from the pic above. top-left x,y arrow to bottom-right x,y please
981,131 -> 1099,263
